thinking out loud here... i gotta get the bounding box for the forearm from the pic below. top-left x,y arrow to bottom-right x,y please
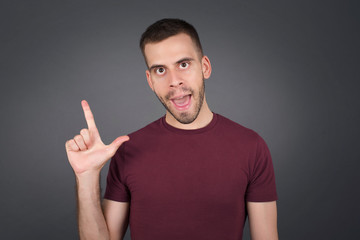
66,101 -> 129,239
76,172 -> 110,240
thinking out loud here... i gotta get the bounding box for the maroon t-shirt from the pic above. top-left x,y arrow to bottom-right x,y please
104,113 -> 278,240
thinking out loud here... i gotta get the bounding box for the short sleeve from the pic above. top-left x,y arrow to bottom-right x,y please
104,144 -> 131,202
245,134 -> 278,202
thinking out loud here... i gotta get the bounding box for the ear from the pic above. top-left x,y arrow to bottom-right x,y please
201,56 -> 212,79
146,70 -> 154,91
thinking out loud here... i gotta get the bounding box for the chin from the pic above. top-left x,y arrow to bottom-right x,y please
171,109 -> 199,124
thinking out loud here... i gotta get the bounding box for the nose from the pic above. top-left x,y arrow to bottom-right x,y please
168,70 -> 183,88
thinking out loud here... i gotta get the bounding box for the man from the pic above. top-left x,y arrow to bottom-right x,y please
65,18 -> 278,240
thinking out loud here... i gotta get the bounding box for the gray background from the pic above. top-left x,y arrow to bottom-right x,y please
1,0 -> 359,239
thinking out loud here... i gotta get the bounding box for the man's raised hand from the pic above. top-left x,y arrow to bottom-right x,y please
65,100 -> 129,176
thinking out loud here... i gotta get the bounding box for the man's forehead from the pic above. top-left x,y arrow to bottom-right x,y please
144,33 -> 200,66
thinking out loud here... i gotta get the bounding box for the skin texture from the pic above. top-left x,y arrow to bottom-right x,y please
65,33 -> 278,240
247,201 -> 278,240
65,100 -> 130,240
145,33 -> 213,130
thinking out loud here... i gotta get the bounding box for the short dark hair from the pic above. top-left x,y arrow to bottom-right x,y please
140,18 -> 203,61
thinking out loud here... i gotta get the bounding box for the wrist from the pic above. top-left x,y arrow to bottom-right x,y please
75,170 -> 101,189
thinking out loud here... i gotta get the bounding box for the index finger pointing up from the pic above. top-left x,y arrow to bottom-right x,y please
81,100 -> 99,135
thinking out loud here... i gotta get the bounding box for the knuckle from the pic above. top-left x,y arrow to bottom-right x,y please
65,139 -> 75,150
80,128 -> 88,135
74,135 -> 82,141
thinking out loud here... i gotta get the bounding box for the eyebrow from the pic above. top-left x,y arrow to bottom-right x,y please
175,57 -> 194,64
148,64 -> 165,72
148,57 -> 195,71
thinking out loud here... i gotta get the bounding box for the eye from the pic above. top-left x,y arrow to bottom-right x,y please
179,62 -> 189,69
155,67 -> 166,75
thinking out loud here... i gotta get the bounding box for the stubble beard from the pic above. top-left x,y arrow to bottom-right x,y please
154,78 -> 205,124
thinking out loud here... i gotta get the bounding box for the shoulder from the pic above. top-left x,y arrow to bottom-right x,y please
117,117 -> 165,153
215,114 -> 261,142
127,117 -> 164,138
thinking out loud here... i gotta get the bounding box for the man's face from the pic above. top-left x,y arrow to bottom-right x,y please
144,33 -> 211,124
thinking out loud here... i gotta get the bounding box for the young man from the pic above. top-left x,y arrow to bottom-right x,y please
65,19 -> 278,240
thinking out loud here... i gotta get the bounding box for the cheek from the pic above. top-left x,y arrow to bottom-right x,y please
152,81 -> 168,96
180,67 -> 197,79
188,71 -> 203,86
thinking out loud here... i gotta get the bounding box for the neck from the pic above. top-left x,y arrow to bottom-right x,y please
165,98 -> 213,130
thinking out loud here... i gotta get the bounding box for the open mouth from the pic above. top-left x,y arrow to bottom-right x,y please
171,94 -> 191,110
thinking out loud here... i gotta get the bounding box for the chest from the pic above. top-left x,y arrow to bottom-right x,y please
124,140 -> 250,206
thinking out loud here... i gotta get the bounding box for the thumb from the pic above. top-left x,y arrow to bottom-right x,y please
106,135 -> 130,157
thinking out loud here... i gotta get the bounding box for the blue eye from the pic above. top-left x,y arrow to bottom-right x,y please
179,62 -> 189,69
